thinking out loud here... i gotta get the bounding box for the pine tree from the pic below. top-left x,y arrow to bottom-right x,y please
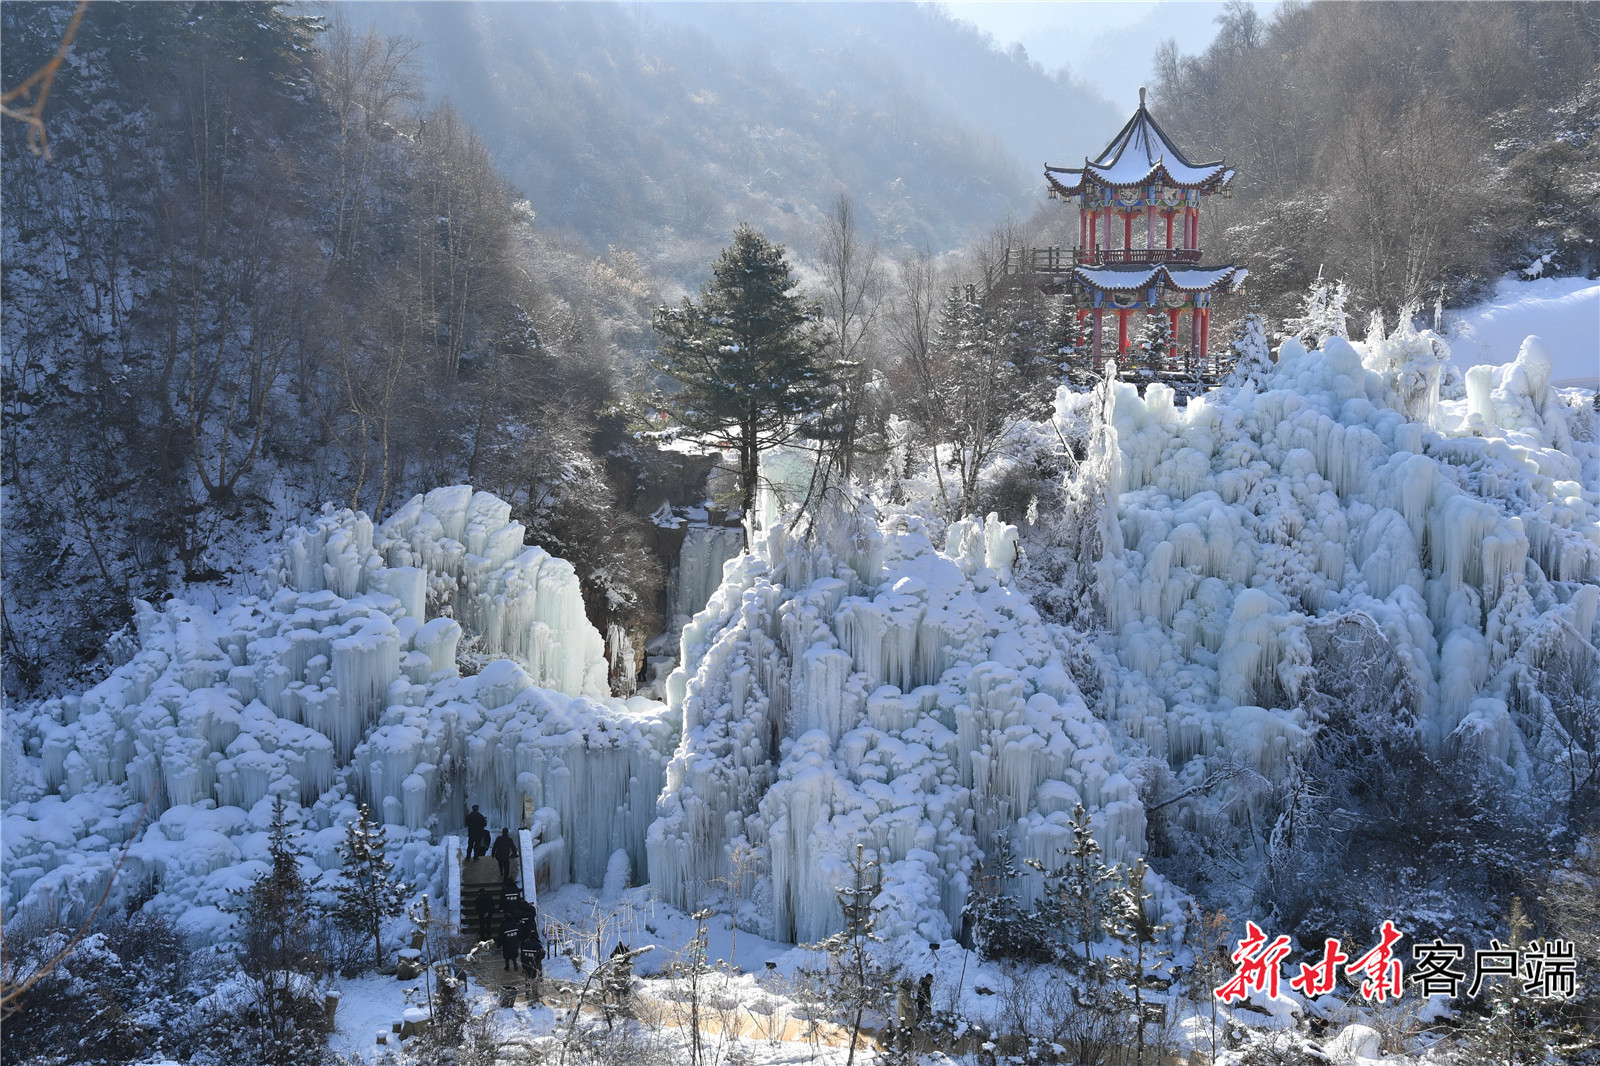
965,831 -> 1051,963
1059,803 -> 1120,967
234,795 -> 330,1066
1281,270 -> 1350,349
1133,313 -> 1174,375
1105,858 -> 1170,1066
650,224 -> 835,516
808,843 -> 887,1066
332,803 -> 409,969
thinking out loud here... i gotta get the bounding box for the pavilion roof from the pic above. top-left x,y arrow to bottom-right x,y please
1046,99 -> 1232,194
1073,263 -> 1246,293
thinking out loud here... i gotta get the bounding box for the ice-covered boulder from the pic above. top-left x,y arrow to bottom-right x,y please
648,499 -> 1146,944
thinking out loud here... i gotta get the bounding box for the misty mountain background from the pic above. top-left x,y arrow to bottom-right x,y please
329,1 -> 1129,288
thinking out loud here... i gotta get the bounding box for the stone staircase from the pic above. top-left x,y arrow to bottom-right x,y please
461,856 -> 506,943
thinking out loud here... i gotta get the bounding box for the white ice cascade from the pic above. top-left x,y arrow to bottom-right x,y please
2,487 -> 672,932
1093,325 -> 1599,838
647,500 -> 1144,945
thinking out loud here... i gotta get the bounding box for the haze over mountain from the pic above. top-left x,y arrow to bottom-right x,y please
333,1 -> 1125,286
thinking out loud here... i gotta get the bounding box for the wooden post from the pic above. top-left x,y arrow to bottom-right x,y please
1088,212 -> 1096,259
1118,309 -> 1129,353
1168,309 -> 1181,348
1123,211 -> 1133,254
1093,307 -> 1104,361
1200,307 -> 1210,362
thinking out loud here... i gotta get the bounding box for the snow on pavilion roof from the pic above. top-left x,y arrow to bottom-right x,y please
1046,102 -> 1232,193
1074,263 -> 1244,293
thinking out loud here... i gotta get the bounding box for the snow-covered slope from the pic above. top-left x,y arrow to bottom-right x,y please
1,487 -> 672,936
648,502 -> 1150,944
1095,321 -> 1598,845
1446,275 -> 1599,388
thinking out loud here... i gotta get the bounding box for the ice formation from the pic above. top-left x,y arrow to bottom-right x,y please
648,500 -> 1148,944
1,487 -> 671,934
1092,323 -> 1598,838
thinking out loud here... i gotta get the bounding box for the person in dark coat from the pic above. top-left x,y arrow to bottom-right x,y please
518,915 -> 545,978
491,828 -> 516,881
475,887 -> 495,942
498,918 -> 521,971
916,972 -> 934,1025
465,805 -> 489,858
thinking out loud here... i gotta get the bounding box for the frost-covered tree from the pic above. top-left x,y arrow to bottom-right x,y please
1280,271 -> 1350,349
965,831 -> 1050,963
901,287 -> 1059,518
1133,313 -> 1174,375
650,224 -> 834,516
1030,802 -> 1120,969
331,803 -> 409,969
1226,312 -> 1273,387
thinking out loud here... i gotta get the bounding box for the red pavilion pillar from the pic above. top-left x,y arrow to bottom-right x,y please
1118,309 -> 1130,353
1200,307 -> 1210,361
1093,307 -> 1104,361
1166,211 -> 1174,250
1190,306 -> 1201,354
1123,211 -> 1133,256
1167,308 -> 1181,349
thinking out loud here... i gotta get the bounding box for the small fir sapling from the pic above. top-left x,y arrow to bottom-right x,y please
806,843 -> 888,1066
1226,312 -> 1273,387
331,802 -> 409,969
1133,312 -> 1175,375
232,795 -> 333,1066
964,830 -> 1050,963
1280,269 -> 1350,349
1104,858 -> 1170,1066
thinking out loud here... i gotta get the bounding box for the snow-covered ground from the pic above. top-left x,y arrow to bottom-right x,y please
1446,274 -> 1599,388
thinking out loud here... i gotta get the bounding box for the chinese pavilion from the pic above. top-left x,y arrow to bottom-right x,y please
1039,88 -> 1244,367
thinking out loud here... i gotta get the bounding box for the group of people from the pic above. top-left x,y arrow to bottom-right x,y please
465,805 -> 519,881
475,886 -> 545,987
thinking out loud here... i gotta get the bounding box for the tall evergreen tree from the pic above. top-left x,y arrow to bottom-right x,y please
650,224 -> 834,516
331,803 -> 409,969
965,831 -> 1050,963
